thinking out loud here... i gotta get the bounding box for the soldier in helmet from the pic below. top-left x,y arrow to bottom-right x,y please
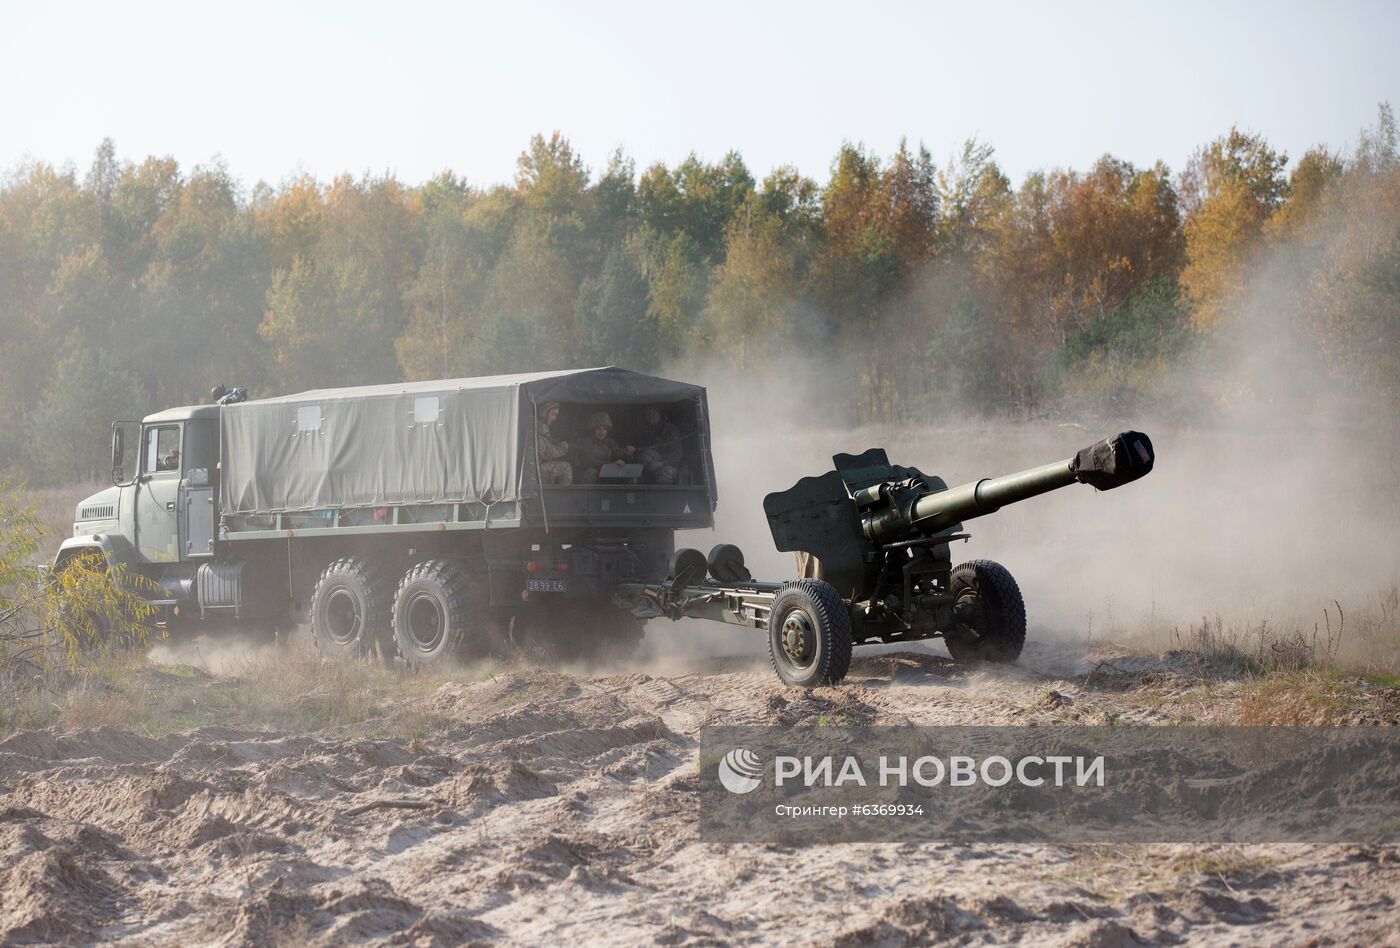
536,401 -> 572,485
636,404 -> 685,484
573,410 -> 631,484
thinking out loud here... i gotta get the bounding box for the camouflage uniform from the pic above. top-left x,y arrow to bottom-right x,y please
574,411 -> 626,485
637,414 -> 684,485
536,402 -> 572,485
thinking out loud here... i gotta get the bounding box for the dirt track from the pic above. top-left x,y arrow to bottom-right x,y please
2,643 -> 1399,946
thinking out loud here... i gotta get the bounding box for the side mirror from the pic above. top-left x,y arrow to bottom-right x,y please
111,425 -> 125,484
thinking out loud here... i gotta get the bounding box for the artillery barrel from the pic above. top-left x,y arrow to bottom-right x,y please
910,459 -> 1078,534
875,430 -> 1155,540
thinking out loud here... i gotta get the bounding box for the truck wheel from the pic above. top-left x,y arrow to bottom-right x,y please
310,558 -> 392,662
392,560 -> 484,668
945,560 -> 1026,664
767,580 -> 853,687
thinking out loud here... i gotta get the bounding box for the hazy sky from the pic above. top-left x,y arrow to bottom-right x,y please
3,0 -> 1397,189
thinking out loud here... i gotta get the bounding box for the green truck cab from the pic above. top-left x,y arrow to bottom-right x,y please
59,404 -> 221,598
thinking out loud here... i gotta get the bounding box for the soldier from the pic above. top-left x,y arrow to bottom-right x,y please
536,401 -> 572,485
573,411 -> 630,484
636,405 -> 685,484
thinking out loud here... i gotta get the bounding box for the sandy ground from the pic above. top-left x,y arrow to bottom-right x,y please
2,641 -> 1399,946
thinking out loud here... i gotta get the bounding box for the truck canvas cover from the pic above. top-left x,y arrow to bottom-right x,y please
219,367 -> 712,516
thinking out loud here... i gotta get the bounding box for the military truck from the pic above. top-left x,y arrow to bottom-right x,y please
58,368 -> 718,665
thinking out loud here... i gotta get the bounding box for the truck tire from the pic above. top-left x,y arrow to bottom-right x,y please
310,557 -> 393,662
391,559 -> 488,668
944,559 -> 1026,664
767,580 -> 853,687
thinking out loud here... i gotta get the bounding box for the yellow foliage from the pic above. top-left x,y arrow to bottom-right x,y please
1,485 -> 160,671
1181,178 -> 1268,328
702,210 -> 800,364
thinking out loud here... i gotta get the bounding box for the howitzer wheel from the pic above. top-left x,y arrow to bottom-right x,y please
944,560 -> 1026,664
766,580 -> 853,687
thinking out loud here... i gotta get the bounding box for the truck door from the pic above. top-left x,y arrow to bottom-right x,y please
180,419 -> 217,558
136,423 -> 183,562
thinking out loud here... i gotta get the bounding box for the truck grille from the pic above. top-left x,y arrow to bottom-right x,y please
79,505 -> 115,520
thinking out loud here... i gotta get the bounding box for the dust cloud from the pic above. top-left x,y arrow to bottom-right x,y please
147,627 -> 294,675
668,255 -> 1400,658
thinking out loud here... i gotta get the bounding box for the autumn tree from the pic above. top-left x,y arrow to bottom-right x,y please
1051,277 -> 1193,411
632,151 -> 756,356
811,142 -> 893,335
259,174 -> 419,388
976,155 -> 1184,404
640,230 -> 708,357
638,151 -> 754,263
572,148 -> 652,368
396,173 -> 485,380
1179,128 -> 1289,328
937,138 -> 1011,262
0,164 -> 98,467
138,161 -> 270,403
576,240 -> 654,368
701,199 -> 803,364
1266,147 -> 1343,242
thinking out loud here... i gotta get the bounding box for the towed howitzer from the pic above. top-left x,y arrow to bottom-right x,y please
619,431 -> 1155,687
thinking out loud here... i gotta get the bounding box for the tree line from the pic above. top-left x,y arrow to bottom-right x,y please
2,105 -> 1398,480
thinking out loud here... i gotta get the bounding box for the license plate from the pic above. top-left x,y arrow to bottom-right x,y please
526,578 -> 567,592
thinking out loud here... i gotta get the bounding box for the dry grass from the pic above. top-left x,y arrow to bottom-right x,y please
1236,670 -> 1400,725
1169,586 -> 1400,679
1156,590 -> 1400,724
0,641 -> 488,740
1164,848 -> 1281,887
1348,583 -> 1400,673
229,645 -> 395,731
1171,609 -> 1345,676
